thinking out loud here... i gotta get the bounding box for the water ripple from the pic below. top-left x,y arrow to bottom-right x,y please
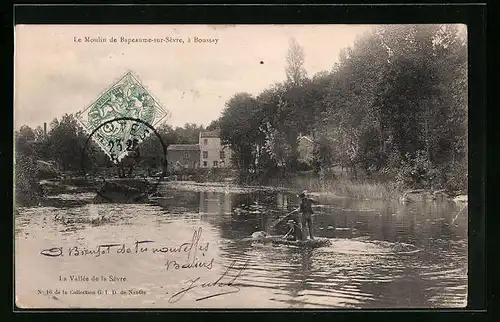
14,187 -> 468,308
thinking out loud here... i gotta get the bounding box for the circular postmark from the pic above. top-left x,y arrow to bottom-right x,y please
80,117 -> 167,203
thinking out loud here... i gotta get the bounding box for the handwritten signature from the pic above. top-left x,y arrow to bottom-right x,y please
168,259 -> 250,303
40,227 -> 209,260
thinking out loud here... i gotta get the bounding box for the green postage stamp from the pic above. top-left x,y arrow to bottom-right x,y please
76,71 -> 167,163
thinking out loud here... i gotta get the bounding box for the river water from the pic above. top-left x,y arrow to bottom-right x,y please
15,182 -> 468,309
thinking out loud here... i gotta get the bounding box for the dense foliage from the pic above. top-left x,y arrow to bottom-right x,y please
217,25 -> 467,191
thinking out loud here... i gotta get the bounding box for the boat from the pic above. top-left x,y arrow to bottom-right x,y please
93,181 -> 150,203
252,234 -> 331,248
270,237 -> 331,248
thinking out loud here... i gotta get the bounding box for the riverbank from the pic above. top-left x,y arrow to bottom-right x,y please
15,172 -> 467,209
263,174 -> 467,204
164,180 -> 289,194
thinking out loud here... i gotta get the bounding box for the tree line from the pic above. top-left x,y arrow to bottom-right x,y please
216,25 -> 467,191
15,115 -> 214,204
15,115 -> 209,175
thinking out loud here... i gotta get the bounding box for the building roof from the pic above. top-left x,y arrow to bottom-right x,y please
200,130 -> 221,138
167,144 -> 200,151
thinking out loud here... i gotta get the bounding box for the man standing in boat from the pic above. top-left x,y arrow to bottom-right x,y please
295,191 -> 316,240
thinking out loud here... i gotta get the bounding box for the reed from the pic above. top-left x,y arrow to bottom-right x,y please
289,175 -> 401,200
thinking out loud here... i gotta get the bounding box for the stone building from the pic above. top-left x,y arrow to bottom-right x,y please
166,144 -> 200,171
199,130 -> 233,169
166,130 -> 233,172
297,135 -> 315,165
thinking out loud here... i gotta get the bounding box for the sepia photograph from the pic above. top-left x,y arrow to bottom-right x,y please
14,24 -> 468,309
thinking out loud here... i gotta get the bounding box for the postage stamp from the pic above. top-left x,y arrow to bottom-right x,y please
76,71 -> 168,163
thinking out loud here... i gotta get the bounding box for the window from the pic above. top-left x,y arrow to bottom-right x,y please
183,151 -> 189,159
203,151 -> 208,159
213,161 -> 218,167
203,139 -> 208,145
220,151 -> 225,159
203,161 -> 207,167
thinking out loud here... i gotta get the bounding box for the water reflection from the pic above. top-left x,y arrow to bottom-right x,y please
15,183 -> 468,308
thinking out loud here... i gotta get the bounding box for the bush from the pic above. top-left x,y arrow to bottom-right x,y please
442,160 -> 468,193
196,168 -> 236,183
382,150 -> 467,192
383,150 -> 442,190
15,155 -> 42,206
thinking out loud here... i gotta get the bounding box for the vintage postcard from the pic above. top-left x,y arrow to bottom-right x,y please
14,24 -> 468,309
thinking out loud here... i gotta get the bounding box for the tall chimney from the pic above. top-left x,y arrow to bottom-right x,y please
44,122 -> 47,136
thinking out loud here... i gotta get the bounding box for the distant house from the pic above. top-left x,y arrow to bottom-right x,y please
166,144 -> 200,171
297,135 -> 315,164
199,130 -> 233,169
165,130 -> 233,171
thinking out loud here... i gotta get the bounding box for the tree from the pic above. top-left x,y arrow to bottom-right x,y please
15,125 -> 36,157
219,93 -> 263,174
174,123 -> 205,144
136,122 -> 177,173
46,114 -> 87,171
206,24 -> 468,190
206,119 -> 221,131
15,125 -> 45,205
285,37 -> 307,86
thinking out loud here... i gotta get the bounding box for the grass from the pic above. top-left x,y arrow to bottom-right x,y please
244,167 -> 403,200
286,175 -> 402,201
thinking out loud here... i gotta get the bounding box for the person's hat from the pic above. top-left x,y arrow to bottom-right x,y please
287,219 -> 295,224
297,190 -> 307,198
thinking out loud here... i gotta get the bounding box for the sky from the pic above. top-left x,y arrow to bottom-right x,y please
14,24 -> 374,130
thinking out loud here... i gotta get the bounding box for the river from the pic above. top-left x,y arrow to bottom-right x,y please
15,182 -> 468,309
